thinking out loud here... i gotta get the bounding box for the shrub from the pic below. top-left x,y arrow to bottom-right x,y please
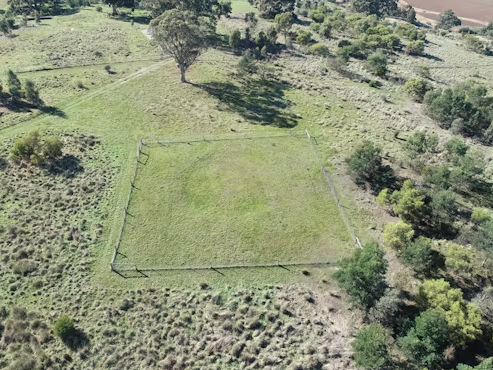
10,131 -> 64,165
463,34 -> 486,54
104,65 -> 112,73
319,21 -> 332,38
295,30 -> 312,45
417,64 -> 431,79
418,279 -> 482,346
399,310 -> 449,368
445,138 -> 469,158
24,80 -> 42,105
309,43 -> 329,56
96,5 -> 102,11
53,314 -> 75,339
7,70 -> 21,95
333,242 -> 388,310
375,188 -> 389,206
406,40 -> 425,56
383,220 -> 414,252
437,9 -> 461,30
366,52 -> 387,76
229,29 -> 241,49
430,189 -> 457,225
405,78 -> 432,102
353,324 -> 391,369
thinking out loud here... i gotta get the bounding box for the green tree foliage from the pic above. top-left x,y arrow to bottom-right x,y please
390,180 -> 426,224
471,207 -> 491,224
142,0 -> 231,20
405,131 -> 438,158
445,138 -> 469,159
368,288 -> 403,328
244,11 -> 258,30
104,0 -> 135,16
0,15 -> 13,36
405,78 -> 432,102
457,358 -> 493,370
24,80 -> 42,105
399,310 -> 449,368
53,314 -> 75,339
437,9 -> 461,30
366,51 -> 387,76
353,323 -> 392,370
309,43 -> 329,56
383,220 -> 414,252
375,188 -> 389,206
10,131 -> 64,165
229,29 -> 241,49
430,189 -> 457,225
445,243 -> 473,274
248,0 -> 295,19
418,279 -> 482,346
346,141 -> 393,190
361,24 -> 400,51
274,11 -> 294,42
295,30 -> 312,45
352,0 -> 397,17
319,21 -> 332,38
406,40 -> 425,56
333,243 -> 388,310
472,287 -> 493,326
236,49 -> 258,74
463,34 -> 488,55
401,236 -> 436,276
423,83 -> 493,140
424,165 -> 451,189
150,9 -> 213,83
407,7 -> 416,24
7,69 -> 21,98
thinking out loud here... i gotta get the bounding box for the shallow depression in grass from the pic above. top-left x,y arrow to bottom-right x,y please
117,135 -> 353,268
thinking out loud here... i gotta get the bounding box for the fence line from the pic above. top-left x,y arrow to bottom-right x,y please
111,260 -> 340,273
305,130 -> 362,249
110,139 -> 143,271
110,132 -> 361,274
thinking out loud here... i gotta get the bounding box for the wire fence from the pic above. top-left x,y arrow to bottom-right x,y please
304,130 -> 362,249
110,131 -> 361,274
110,139 -> 143,271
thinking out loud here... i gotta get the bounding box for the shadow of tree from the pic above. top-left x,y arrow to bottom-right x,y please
196,76 -> 298,128
40,106 -> 67,118
46,154 -> 83,177
62,328 -> 89,350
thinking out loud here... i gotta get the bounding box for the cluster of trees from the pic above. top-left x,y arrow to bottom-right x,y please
0,12 -> 16,36
335,240 -> 492,369
0,70 -> 42,106
8,0 -> 90,16
423,82 -> 493,143
247,0 -> 294,19
10,130 -> 64,165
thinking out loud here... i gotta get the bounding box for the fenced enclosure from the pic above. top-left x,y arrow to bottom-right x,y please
110,131 -> 360,273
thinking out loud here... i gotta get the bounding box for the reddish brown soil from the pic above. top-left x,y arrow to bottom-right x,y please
405,0 -> 493,24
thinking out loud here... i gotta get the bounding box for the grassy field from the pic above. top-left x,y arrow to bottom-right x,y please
116,135 -> 352,268
231,0 -> 257,14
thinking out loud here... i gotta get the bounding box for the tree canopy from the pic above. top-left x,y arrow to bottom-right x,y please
248,0 -> 295,19
333,242 -> 388,310
150,9 -> 214,82
437,9 -> 461,30
142,0 -> 232,20
352,0 -> 398,17
353,323 -> 392,370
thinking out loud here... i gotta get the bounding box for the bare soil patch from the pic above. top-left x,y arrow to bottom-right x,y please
403,0 -> 492,24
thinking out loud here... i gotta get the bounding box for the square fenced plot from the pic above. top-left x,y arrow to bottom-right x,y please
116,135 -> 353,268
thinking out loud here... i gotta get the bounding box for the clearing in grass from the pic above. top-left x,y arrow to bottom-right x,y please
115,134 -> 353,269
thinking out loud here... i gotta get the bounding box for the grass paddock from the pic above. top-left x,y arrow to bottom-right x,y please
116,134 -> 353,269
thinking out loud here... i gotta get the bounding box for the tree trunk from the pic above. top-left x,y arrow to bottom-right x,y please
180,64 -> 186,83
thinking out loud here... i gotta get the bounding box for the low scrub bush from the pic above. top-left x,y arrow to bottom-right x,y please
309,43 -> 329,56
405,78 -> 432,102
53,314 -> 75,339
406,40 -> 425,56
10,131 -> 64,165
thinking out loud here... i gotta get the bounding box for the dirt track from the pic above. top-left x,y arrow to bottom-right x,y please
402,0 -> 492,25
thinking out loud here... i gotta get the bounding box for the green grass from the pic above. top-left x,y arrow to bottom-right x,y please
231,0 -> 257,13
116,135 -> 353,268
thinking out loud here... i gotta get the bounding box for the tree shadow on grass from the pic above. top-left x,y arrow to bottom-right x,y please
63,328 -> 89,350
46,154 -> 83,177
40,106 -> 67,118
196,75 -> 298,128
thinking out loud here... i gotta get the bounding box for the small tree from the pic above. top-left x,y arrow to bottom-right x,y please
104,0 -> 134,16
407,7 -> 416,24
24,80 -> 41,105
353,323 -> 392,370
319,21 -> 332,39
390,180 -> 426,224
229,29 -> 241,50
352,0 -> 397,17
405,78 -> 432,102
333,242 -> 388,310
383,220 -> 414,252
53,314 -> 75,339
274,11 -> 294,43
249,0 -> 295,19
366,52 -> 387,77
346,141 -> 383,183
43,137 -> 64,160
150,9 -> 213,83
7,69 -> 22,97
368,288 -> 403,328
0,16 -> 11,36
437,9 -> 461,30
399,309 -> 449,368
295,30 -> 312,45
34,10 -> 41,24
406,40 -> 425,56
